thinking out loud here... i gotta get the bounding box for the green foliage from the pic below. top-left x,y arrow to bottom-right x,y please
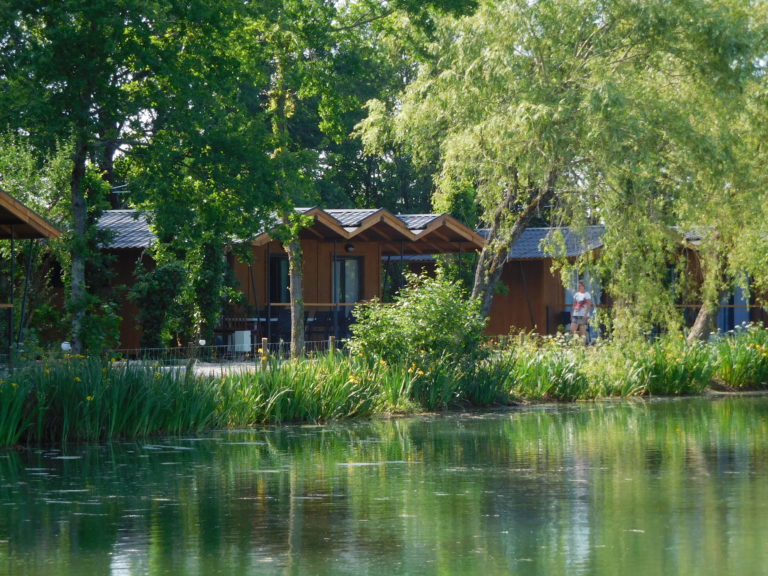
714,324 -> 768,389
130,261 -> 187,349
348,270 -> 486,366
2,356 -> 219,444
218,355 -> 385,425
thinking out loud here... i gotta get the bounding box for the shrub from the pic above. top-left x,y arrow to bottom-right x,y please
348,270 -> 486,366
347,271 -> 487,409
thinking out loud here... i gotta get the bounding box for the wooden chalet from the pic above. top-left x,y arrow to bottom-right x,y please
486,226 -> 604,336
98,207 -> 484,350
0,189 -> 62,359
229,208 -> 484,346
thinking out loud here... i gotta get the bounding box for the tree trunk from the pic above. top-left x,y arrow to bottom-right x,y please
471,168 -> 558,318
687,300 -> 719,343
69,142 -> 89,354
285,236 -> 305,358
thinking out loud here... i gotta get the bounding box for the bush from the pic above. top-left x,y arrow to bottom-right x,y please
348,270 -> 486,364
347,270 -> 487,409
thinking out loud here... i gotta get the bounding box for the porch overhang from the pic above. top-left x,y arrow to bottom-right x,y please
0,189 -> 62,239
251,207 -> 484,255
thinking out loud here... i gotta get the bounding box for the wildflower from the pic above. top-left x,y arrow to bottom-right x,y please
154,372 -> 162,378
85,395 -> 94,402
11,382 -> 17,388
258,348 -> 263,354
74,376 -> 81,382
110,358 -> 117,363
261,356 -> 268,362
44,369 -> 51,375
407,367 -> 414,374
416,370 -> 425,376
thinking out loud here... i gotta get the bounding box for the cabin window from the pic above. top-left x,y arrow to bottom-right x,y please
269,256 -> 290,303
334,257 -> 362,309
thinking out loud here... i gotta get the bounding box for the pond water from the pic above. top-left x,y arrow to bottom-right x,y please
2,397 -> 768,576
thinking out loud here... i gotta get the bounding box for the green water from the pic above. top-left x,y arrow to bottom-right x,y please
2,397 -> 768,576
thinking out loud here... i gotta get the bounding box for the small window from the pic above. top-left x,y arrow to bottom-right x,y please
334,257 -> 362,309
269,257 -> 290,303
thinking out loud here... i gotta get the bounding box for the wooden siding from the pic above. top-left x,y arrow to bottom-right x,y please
486,258 -> 566,336
230,239 -> 383,311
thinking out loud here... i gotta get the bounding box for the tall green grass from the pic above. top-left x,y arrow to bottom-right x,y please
714,324 -> 768,389
2,357 -> 219,444
4,326 -> 768,447
218,354 -> 386,425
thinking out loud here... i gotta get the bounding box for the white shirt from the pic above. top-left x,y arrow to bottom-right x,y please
572,291 -> 592,317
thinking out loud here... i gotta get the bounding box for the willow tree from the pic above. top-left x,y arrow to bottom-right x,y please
374,0 -> 765,332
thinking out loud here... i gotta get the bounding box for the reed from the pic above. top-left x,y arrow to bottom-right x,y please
1,357 -> 219,445
713,324 -> 768,389
217,354 -> 384,425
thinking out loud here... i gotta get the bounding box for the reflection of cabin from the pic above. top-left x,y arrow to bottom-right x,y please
0,189 -> 62,359
98,208 -> 484,349
488,226 -> 768,336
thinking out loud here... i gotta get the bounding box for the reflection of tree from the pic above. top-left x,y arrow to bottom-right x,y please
2,400 -> 768,574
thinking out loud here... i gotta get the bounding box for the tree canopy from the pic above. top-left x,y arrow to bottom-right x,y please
369,0 -> 768,335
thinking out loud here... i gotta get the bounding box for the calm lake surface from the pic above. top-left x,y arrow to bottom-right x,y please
2,397 -> 768,576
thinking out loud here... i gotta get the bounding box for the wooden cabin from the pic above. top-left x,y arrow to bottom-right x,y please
96,210 -> 155,350
226,208 -> 484,346
486,226 -> 604,336
488,226 -> 767,337
0,189 -> 62,358
98,207 -> 484,349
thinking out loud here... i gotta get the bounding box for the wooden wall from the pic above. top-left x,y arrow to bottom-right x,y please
485,258 -> 566,336
110,249 -> 152,350
230,239 -> 383,310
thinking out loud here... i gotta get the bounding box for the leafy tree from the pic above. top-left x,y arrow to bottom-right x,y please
130,261 -> 187,349
373,0 -> 765,338
0,133 -> 71,347
0,1 -> 183,352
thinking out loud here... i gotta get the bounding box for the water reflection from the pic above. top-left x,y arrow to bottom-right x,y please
1,397 -> 768,575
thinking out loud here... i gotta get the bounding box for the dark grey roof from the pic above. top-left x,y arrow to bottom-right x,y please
480,226 -> 604,259
98,210 -> 153,249
323,208 -> 381,227
396,214 -> 440,230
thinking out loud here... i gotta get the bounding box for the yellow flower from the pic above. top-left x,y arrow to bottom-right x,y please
258,348 -> 264,354
416,370 -> 425,376
44,369 -> 51,375
11,382 -> 17,388
74,377 -> 81,382
110,357 -> 116,363
261,356 -> 268,362
154,372 -> 162,378
85,395 -> 94,402
407,367 -> 414,374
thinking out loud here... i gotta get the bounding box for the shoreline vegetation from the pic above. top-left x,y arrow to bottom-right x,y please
2,324 -> 768,448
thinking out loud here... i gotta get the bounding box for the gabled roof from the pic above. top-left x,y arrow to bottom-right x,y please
254,207 -> 485,255
97,210 -> 153,249
0,189 -> 62,239
476,226 -> 605,260
97,207 -> 485,255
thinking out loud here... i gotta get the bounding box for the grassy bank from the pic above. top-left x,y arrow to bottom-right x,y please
2,325 -> 768,446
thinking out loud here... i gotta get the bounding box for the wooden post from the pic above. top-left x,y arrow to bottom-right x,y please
261,337 -> 269,370
329,335 -> 336,357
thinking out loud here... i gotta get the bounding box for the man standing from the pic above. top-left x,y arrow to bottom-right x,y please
570,282 -> 592,342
